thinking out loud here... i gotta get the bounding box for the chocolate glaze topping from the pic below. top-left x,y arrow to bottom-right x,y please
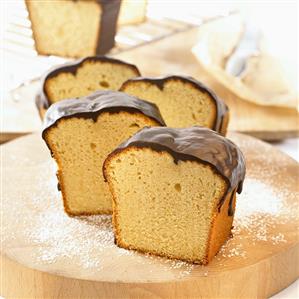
121,75 -> 229,133
36,56 -> 141,111
27,0 -> 120,57
107,126 -> 245,214
94,0 -> 121,54
42,90 -> 165,135
69,0 -> 121,54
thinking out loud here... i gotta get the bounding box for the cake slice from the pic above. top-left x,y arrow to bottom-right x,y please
42,91 -> 165,216
103,126 -> 245,264
36,56 -> 140,118
26,0 -> 121,58
120,76 -> 229,135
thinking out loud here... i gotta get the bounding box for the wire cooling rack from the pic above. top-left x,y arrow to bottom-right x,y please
1,1 -> 210,89
1,1 -> 232,92
3,2 -> 201,55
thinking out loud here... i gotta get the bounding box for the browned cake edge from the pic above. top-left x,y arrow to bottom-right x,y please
120,75 -> 229,135
25,0 -> 121,57
35,56 -> 141,118
206,189 -> 237,263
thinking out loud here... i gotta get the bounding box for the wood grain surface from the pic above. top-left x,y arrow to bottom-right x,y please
1,132 -> 298,298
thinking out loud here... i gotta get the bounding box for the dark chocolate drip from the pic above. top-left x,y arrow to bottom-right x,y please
42,90 -> 165,136
107,127 -> 246,209
36,56 -> 141,112
68,0 -> 120,54
96,0 -> 121,54
56,171 -> 61,191
120,75 -> 229,133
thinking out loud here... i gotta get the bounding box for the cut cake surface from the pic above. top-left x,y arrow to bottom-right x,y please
42,91 -> 165,216
103,126 -> 245,264
120,76 -> 229,135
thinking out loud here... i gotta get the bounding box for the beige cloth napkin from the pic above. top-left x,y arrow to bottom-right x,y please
192,14 -> 298,110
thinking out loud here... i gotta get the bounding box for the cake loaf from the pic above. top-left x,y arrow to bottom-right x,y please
42,91 -> 165,216
36,56 -> 140,118
103,126 -> 245,264
120,76 -> 229,135
26,0 -> 121,58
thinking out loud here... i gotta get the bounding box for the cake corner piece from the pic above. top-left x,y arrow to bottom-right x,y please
42,90 -> 165,216
103,126 -> 245,264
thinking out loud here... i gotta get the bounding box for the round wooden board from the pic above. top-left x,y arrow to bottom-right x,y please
1,132 -> 299,298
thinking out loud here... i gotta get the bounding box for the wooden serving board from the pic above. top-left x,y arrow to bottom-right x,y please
1,132 -> 299,298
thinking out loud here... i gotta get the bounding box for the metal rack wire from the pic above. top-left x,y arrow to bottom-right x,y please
3,2 -> 197,57
2,1 -> 199,84
2,1 -> 227,91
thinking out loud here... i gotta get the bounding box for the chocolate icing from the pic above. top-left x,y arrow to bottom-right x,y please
106,126 -> 245,214
36,56 -> 141,112
120,75 -> 229,133
95,0 -> 121,54
42,90 -> 165,136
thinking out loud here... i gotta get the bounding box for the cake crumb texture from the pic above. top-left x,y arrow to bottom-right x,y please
121,76 -> 229,134
44,111 -> 160,215
105,147 -> 234,264
45,59 -> 140,104
26,0 -> 102,57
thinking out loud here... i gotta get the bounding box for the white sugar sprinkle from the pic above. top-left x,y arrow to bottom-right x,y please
236,178 -> 284,217
2,142 -> 298,281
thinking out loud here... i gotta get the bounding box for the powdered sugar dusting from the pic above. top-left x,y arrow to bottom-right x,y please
1,134 -> 298,282
235,178 -> 298,240
2,162 -> 195,282
236,178 -> 284,217
216,173 -> 299,260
